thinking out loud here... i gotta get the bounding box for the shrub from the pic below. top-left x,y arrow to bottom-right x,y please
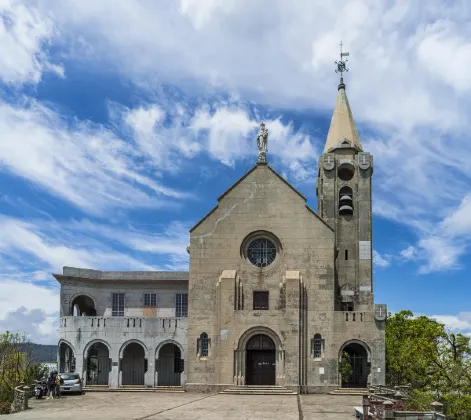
0,401 -> 11,415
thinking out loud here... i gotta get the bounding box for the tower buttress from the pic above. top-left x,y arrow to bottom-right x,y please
316,76 -> 374,312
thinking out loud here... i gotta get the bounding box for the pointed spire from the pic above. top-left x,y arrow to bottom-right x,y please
324,45 -> 362,153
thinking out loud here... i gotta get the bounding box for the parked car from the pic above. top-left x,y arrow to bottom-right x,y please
59,373 -> 83,394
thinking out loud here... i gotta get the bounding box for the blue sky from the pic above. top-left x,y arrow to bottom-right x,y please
0,0 -> 470,344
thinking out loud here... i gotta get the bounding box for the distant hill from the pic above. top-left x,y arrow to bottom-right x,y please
21,343 -> 58,363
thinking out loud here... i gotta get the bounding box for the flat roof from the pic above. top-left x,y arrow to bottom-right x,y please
53,266 -> 189,282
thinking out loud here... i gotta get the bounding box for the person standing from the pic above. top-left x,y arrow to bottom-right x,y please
55,372 -> 61,399
46,373 -> 55,400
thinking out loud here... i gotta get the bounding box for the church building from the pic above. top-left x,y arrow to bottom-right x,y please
55,76 -> 386,394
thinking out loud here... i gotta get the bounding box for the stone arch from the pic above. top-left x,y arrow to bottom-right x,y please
155,340 -> 184,359
58,340 -> 76,373
235,326 -> 284,351
69,293 -> 97,316
58,339 -> 76,355
120,340 -> 148,387
155,340 -> 184,387
83,339 -> 112,358
84,339 -> 111,386
119,339 -> 148,359
338,339 -> 371,362
234,326 -> 285,386
338,339 -> 371,388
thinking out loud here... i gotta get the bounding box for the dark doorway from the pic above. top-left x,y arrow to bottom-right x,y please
156,343 -> 183,386
246,334 -> 276,385
87,343 -> 110,386
59,343 -> 75,373
121,343 -> 146,386
341,343 -> 369,388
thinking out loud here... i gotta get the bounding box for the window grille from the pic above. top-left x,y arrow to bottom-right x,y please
176,293 -> 188,317
253,291 -> 269,310
313,334 -> 322,358
144,293 -> 156,306
112,293 -> 125,317
200,333 -> 209,357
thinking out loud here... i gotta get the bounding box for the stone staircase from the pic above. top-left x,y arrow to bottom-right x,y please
329,388 -> 369,396
219,385 -> 297,395
84,385 -> 185,393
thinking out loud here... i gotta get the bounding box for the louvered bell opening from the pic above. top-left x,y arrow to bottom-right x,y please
339,195 -> 352,202
339,205 -> 354,215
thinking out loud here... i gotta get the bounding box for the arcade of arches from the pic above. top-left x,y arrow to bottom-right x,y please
59,336 -> 370,389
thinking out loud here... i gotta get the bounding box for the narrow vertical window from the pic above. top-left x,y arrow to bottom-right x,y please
313,334 -> 322,358
200,333 -> 209,357
345,249 -> 348,260
176,293 -> 188,317
112,293 -> 124,317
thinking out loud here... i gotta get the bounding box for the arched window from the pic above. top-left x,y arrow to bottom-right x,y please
312,334 -> 322,358
339,186 -> 353,216
199,333 -> 209,357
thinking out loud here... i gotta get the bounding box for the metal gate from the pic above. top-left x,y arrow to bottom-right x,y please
121,343 -> 145,386
157,344 -> 182,386
87,343 -> 110,386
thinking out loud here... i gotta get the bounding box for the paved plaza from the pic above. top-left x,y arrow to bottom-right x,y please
11,392 -> 360,419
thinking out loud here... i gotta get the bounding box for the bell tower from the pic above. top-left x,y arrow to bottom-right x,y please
316,48 -> 374,312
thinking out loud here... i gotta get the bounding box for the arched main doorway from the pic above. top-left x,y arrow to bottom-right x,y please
341,342 -> 369,388
71,295 -> 96,316
121,342 -> 146,386
59,342 -> 75,373
246,334 -> 276,385
86,342 -> 110,386
156,343 -> 183,386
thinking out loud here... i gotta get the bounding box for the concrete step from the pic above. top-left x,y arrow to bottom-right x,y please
84,386 -> 185,393
219,386 -> 297,395
330,388 -> 369,396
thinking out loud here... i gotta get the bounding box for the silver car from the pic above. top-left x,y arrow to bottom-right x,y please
59,373 -> 83,394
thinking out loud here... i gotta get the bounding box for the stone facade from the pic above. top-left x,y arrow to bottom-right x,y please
55,80 -> 386,393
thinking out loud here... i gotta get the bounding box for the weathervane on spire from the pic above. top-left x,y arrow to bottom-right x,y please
335,41 -> 350,80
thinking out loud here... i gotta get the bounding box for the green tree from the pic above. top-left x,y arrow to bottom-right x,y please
386,311 -> 471,419
339,351 -> 353,385
0,331 -> 47,404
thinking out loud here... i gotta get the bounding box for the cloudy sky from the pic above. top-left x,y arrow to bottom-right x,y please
1,0 -> 470,344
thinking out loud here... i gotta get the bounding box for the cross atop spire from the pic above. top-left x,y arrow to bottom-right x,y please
335,41 -> 350,85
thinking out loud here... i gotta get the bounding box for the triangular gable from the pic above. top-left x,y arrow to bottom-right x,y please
190,163 -> 333,233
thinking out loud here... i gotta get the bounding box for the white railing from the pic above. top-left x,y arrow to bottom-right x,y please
60,316 -> 187,331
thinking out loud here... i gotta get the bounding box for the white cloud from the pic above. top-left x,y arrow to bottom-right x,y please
373,250 -> 390,268
0,98 -> 186,215
431,312 -> 471,337
0,215 -> 158,273
397,195 -> 471,273
0,0 -> 63,84
0,279 -> 59,344
21,0 -> 471,272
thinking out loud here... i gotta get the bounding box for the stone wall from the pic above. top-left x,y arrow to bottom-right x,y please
10,385 -> 31,413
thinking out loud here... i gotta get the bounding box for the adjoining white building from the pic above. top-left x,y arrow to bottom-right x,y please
56,268 -> 188,388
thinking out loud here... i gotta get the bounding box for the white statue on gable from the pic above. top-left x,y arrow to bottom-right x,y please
257,122 -> 268,163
